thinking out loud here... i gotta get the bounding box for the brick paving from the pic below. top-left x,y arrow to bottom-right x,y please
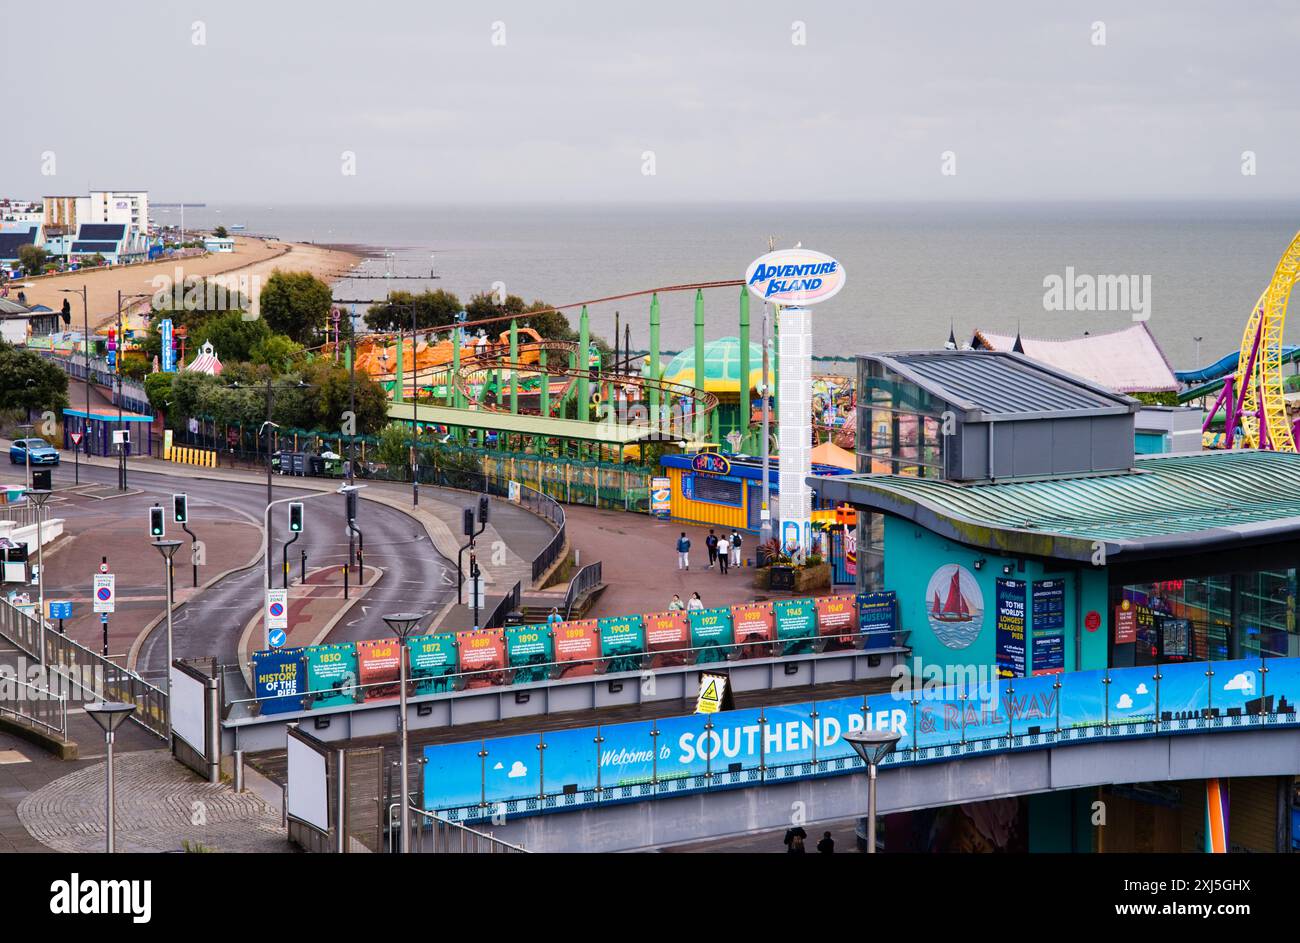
18,749 -> 288,853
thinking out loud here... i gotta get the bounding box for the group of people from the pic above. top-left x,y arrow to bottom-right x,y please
783,827 -> 836,853
675,528 -> 744,574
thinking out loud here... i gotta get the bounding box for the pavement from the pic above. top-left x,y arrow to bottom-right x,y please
560,503 -> 838,618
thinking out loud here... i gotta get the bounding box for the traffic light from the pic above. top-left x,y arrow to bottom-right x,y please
463,507 -> 475,536
149,505 -> 165,538
288,502 -> 303,533
345,488 -> 358,523
173,493 -> 188,523
478,494 -> 490,526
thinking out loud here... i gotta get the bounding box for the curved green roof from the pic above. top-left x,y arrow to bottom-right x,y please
814,450 -> 1300,562
652,336 -> 771,393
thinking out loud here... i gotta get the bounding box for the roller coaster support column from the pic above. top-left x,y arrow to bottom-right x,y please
393,332 -> 404,404
649,293 -> 661,427
578,306 -> 591,422
509,320 -> 519,415
739,286 -> 751,446
694,289 -> 706,442
539,347 -> 550,417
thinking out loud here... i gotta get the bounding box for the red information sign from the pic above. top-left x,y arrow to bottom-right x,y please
644,611 -> 690,666
457,628 -> 505,687
1085,610 -> 1101,633
355,638 -> 401,701
1114,602 -> 1136,644
554,619 -> 599,677
815,594 -> 858,649
730,602 -> 774,657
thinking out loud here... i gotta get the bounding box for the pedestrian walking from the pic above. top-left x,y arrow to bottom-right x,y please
547,607 -> 563,627
668,594 -> 685,611
676,532 -> 691,570
817,831 -> 835,854
705,529 -> 718,568
717,535 -> 730,575
783,826 -> 808,853
730,530 -> 743,567
687,592 -> 704,611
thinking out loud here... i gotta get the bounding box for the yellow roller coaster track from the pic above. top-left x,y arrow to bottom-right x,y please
1235,231 -> 1300,453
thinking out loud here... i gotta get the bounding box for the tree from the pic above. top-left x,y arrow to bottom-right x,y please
250,334 -> 304,373
191,310 -> 272,365
213,226 -> 228,238
17,244 -> 46,275
0,341 -> 68,413
364,289 -> 462,333
374,421 -> 410,472
259,270 -> 333,345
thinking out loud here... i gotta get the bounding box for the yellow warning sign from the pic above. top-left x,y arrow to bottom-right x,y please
696,673 -> 727,714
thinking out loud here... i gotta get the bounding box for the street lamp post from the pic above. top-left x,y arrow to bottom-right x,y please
59,286 -> 90,466
151,539 -> 182,744
382,611 -> 424,854
844,728 -> 901,854
84,702 -> 136,853
24,488 -> 52,628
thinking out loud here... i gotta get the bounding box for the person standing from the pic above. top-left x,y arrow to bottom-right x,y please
676,532 -> 691,570
817,831 -> 835,854
730,530 -> 743,567
547,607 -> 563,628
784,825 -> 808,853
705,529 -> 718,569
716,534 -> 730,575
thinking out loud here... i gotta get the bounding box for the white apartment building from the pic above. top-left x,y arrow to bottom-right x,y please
89,190 -> 149,236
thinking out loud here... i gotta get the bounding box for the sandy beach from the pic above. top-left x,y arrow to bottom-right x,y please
12,236 -> 362,328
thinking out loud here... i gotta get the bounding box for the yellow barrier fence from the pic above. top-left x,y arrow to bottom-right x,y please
164,446 -> 217,468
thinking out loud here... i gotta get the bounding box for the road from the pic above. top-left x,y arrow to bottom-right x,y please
37,459 -> 455,690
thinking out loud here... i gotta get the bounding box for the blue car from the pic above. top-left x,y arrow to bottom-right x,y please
10,438 -> 60,466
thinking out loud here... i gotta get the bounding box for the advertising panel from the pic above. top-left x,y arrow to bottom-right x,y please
857,590 -> 897,645
540,726 -> 599,798
650,477 -> 671,519
422,740 -> 484,813
481,733 -> 542,807
815,594 -> 857,649
688,607 -> 734,664
1114,599 -> 1136,644
408,633 -> 458,694
304,642 -> 358,708
1057,668 -> 1108,734
553,619 -> 599,677
652,713 -> 712,792
1003,673 -> 1059,737
355,638 -> 401,701
596,720 -> 658,800
457,628 -> 505,687
252,648 -> 305,715
729,601 -> 773,658
1030,579 -> 1066,675
643,610 -> 691,667
598,614 -> 645,673
505,624 -> 553,684
773,598 -> 817,655
995,578 -> 1027,678
757,701 -> 817,777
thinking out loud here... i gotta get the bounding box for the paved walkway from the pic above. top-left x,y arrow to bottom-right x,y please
560,504 -> 838,618
18,749 -> 288,853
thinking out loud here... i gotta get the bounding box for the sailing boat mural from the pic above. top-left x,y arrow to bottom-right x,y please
924,564 -> 985,649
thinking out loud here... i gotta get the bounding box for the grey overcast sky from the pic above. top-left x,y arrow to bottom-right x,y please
5,0 -> 1299,204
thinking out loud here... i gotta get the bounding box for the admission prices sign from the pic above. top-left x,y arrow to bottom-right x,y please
745,248 -> 846,306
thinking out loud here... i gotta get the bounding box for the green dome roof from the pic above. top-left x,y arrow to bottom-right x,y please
651,336 -> 770,393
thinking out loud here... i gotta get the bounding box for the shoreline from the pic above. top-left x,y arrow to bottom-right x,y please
14,236 -> 364,328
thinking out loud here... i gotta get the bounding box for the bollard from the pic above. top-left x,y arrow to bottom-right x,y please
234,749 -> 244,792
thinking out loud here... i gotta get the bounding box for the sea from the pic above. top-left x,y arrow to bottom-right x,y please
170,200 -> 1300,372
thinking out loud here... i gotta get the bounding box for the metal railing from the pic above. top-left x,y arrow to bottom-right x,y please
224,626 -> 911,717
406,806 -> 528,853
0,596 -> 169,741
563,561 -> 603,619
0,675 -> 67,739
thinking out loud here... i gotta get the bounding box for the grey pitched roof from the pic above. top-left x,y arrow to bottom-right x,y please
867,349 -> 1136,419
